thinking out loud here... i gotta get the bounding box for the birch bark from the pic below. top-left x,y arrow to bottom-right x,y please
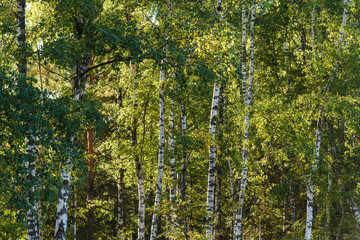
169,100 -> 176,215
129,62 -> 146,240
206,82 -> 221,240
150,1 -> 173,237
16,0 -> 39,239
234,4 -> 256,240
54,51 -> 90,240
205,1 -> 222,239
180,101 -> 189,238
305,1 -> 349,238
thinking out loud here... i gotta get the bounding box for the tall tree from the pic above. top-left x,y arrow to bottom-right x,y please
234,2 -> 256,239
16,0 -> 39,239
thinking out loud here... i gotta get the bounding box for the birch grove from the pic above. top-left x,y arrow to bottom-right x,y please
2,0 -> 360,239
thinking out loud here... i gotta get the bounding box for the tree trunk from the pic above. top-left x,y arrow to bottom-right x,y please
206,82 -> 221,239
305,109 -> 323,240
16,0 -> 39,239
117,87 -> 125,240
305,1 -> 349,238
206,2 -> 223,239
169,100 -> 176,219
150,58 -> 166,240
180,101 -> 189,238
129,62 -> 146,240
87,56 -> 95,240
234,4 -> 256,240
118,169 -> 125,239
54,51 -> 90,240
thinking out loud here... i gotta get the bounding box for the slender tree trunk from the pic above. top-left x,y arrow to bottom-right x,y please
72,185 -> 77,240
150,58 -> 166,240
87,56 -> 95,240
54,51 -> 90,240
234,4 -> 256,240
180,101 -> 189,239
129,62 -> 146,240
305,2 -> 349,238
206,2 -> 223,239
26,134 -> 39,240
350,197 -> 360,224
206,82 -> 221,240
290,183 -> 296,225
305,108 -> 323,240
117,87 -> 125,240
169,100 -> 176,218
118,169 -> 125,239
215,87 -> 225,239
17,0 -> 39,239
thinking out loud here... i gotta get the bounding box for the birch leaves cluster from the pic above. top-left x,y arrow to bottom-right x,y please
1,0 -> 360,239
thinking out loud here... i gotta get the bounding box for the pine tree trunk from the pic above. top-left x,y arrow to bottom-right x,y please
150,59 -> 166,240
234,4 -> 256,240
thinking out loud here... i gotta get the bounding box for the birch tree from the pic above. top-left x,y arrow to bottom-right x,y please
150,1 -> 173,238
16,0 -> 39,239
305,1 -> 350,239
234,3 -> 256,239
205,1 -> 223,239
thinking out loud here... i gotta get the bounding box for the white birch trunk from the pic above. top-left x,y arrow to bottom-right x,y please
26,134 -> 39,240
136,160 -> 146,240
169,101 -> 176,214
305,1 -> 349,238
150,59 -> 166,240
305,109 -> 323,240
129,62 -> 145,240
54,138 -> 74,240
16,0 -> 39,239
205,2 -> 223,239
72,186 -> 77,240
54,52 -> 90,240
234,5 -> 256,240
350,197 -> 360,224
206,82 -> 221,239
180,101 -> 189,238
118,169 -> 124,240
